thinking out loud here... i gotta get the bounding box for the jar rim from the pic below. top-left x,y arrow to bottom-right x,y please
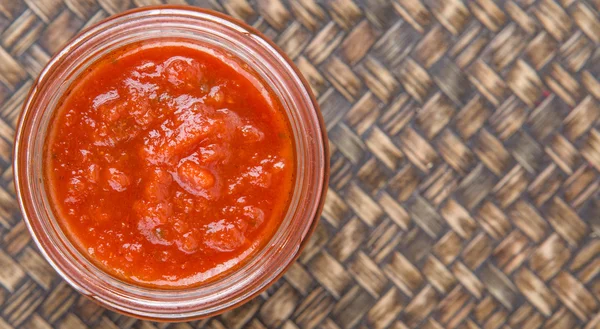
14,6 -> 329,320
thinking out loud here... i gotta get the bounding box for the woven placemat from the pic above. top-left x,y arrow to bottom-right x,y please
0,0 -> 599,328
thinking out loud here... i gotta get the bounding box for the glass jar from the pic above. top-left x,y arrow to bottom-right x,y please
14,6 -> 328,320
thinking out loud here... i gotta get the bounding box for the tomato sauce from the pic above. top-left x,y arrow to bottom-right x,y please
44,41 -> 295,287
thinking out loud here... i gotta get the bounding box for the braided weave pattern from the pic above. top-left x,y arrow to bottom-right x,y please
0,0 -> 599,328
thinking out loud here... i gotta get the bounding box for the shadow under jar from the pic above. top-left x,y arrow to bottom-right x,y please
14,6 -> 328,321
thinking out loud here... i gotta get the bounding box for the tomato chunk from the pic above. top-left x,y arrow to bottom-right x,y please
177,160 -> 215,191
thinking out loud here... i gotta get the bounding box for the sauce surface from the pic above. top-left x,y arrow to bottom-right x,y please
44,41 -> 295,287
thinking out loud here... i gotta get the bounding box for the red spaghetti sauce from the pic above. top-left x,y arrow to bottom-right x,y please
44,41 -> 295,287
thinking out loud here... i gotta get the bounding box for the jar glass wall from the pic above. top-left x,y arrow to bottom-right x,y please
14,6 -> 328,320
